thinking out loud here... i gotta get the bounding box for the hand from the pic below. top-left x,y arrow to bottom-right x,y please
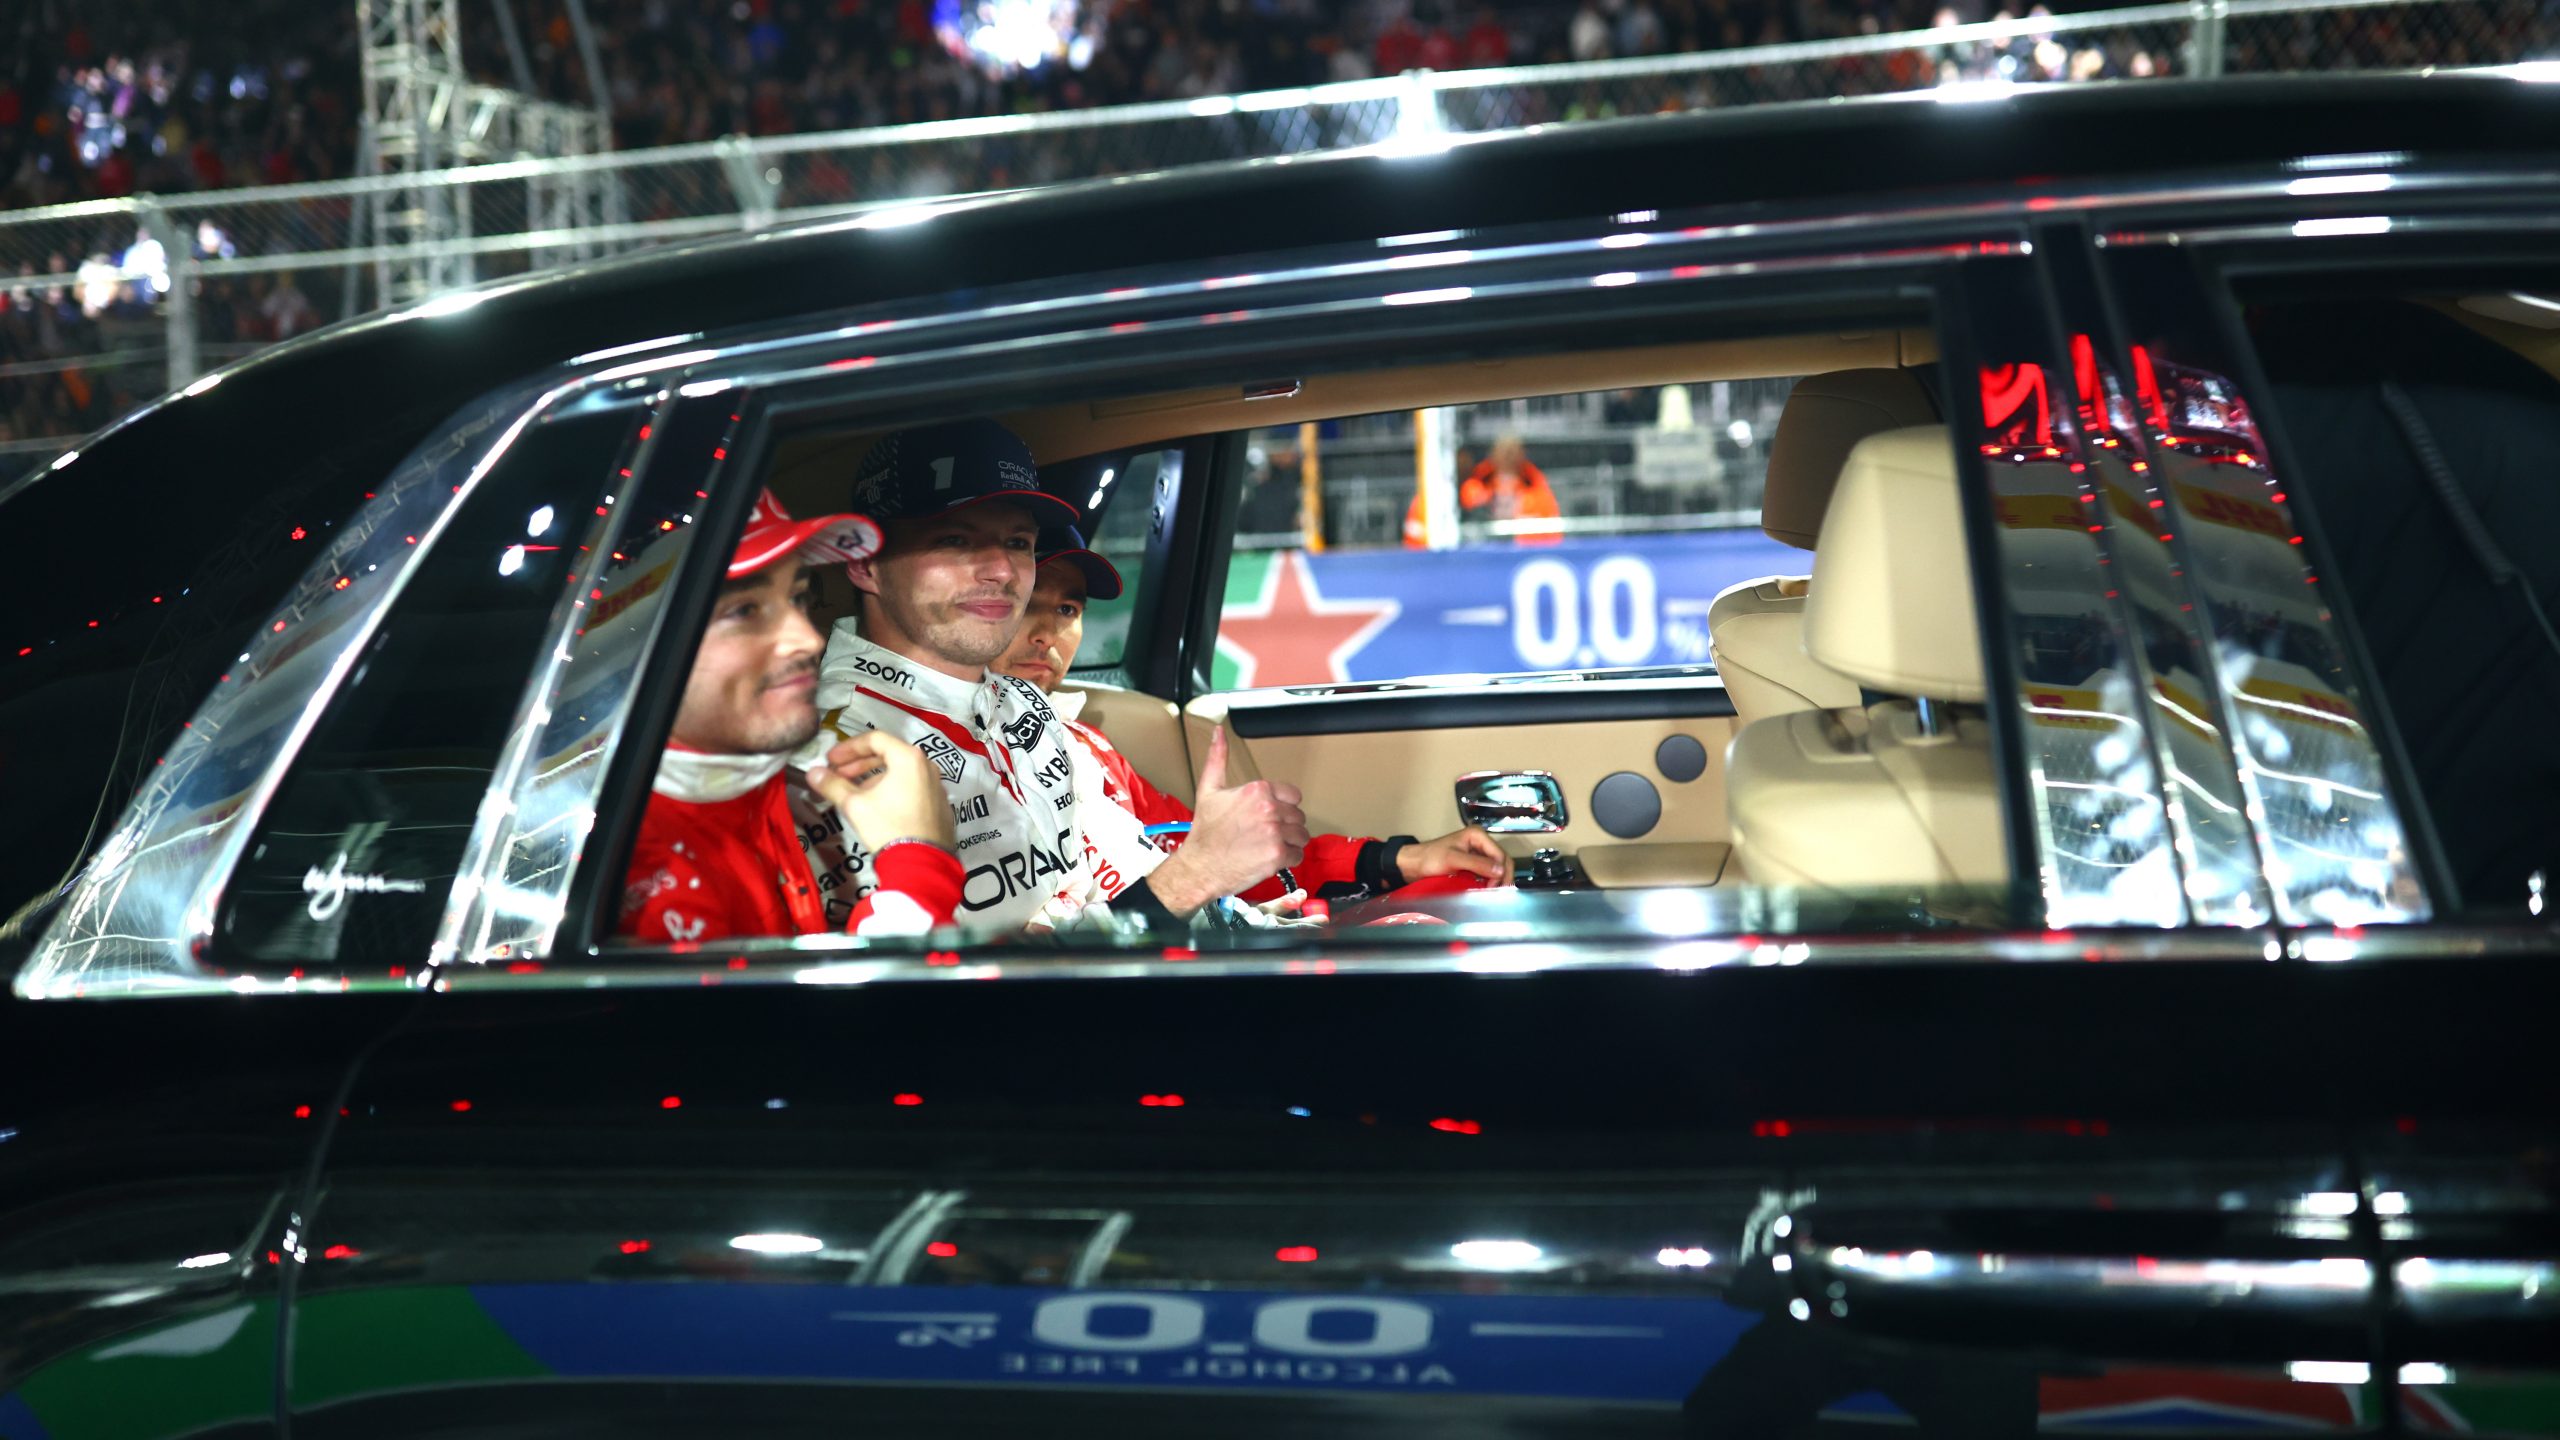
1397,826 -> 1511,886
1254,888 -> 1307,919
1142,726 -> 1308,917
804,732 -> 955,852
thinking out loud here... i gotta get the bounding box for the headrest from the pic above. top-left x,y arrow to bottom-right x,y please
1803,427 -> 1986,703
1762,369 -> 1940,550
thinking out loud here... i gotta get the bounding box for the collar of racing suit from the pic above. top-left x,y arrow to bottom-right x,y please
1047,687 -> 1087,723
651,743 -> 788,804
814,624 -> 1012,724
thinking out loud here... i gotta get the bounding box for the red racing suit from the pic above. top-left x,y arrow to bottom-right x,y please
620,746 -> 963,945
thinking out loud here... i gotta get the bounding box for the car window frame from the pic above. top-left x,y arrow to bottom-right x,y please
521,234 -> 2098,982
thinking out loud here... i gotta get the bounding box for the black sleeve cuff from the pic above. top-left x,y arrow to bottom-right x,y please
1360,835 -> 1420,892
1122,876 -> 1183,929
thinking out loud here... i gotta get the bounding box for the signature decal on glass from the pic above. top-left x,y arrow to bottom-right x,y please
303,854 -> 430,921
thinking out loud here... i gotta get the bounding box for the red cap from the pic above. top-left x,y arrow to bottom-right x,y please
729,489 -> 882,579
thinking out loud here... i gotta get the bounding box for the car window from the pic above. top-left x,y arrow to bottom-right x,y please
0,385 -> 514,963
213,404 -> 647,971
2240,289 -> 2560,920
1061,446 -> 1174,674
1214,380 -> 1805,689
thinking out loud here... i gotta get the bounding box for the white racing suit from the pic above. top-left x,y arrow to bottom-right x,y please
794,625 -> 1168,933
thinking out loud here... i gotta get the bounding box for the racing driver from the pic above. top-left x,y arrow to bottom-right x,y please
999,528 -> 1510,903
803,419 -> 1307,932
621,490 -> 965,945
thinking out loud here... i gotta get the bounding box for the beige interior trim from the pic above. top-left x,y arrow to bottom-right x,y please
1579,842 -> 1733,888
2436,297 -> 2560,385
766,328 -> 1932,509
1198,708 -> 1739,856
1058,681 -> 1195,806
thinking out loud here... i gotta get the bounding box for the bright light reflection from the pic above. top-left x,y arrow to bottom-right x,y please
2293,216 -> 2392,238
2399,1363 -> 2451,1386
1379,229 -> 1464,248
49,449 -> 78,471
1656,1246 -> 1713,1267
2285,174 -> 2393,196
403,290 -> 488,319
1450,1239 -> 1544,1270
2505,60 -> 2560,82
2286,1360 -> 2370,1384
182,372 -> 224,397
176,1253 -> 232,1269
730,1233 -> 825,1254
2298,1192 -> 2359,1216
1599,233 -> 1649,249
528,505 -> 555,537
1384,287 -> 1473,307
569,333 -> 698,366
498,546 -> 527,577
1933,79 -> 2020,103
855,203 -> 957,230
1593,272 -> 1639,288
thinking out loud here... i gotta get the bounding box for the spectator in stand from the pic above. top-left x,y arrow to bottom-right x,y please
1460,434 -> 1564,544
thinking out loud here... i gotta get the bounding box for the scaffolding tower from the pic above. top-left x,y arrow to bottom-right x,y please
357,0 -> 619,308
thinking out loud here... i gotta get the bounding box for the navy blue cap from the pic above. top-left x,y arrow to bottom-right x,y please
1036,525 -> 1125,602
848,418 -> 1079,525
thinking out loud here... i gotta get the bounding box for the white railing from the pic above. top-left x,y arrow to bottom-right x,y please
0,0 -> 2538,475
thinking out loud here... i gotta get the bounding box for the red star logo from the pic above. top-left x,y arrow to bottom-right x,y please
1216,552 -> 1399,689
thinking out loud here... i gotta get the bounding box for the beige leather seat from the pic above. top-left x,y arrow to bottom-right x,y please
1724,427 -> 2009,892
1709,368 -> 1940,730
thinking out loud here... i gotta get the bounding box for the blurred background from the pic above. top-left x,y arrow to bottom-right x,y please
1,0 -> 2546,542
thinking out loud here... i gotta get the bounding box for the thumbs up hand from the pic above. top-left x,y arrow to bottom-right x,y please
1141,726 -> 1309,918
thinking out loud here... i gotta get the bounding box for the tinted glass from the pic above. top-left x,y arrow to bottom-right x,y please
214,404 -> 644,968
1061,446 -> 1173,673
0,385 -> 488,953
2244,293 -> 2560,919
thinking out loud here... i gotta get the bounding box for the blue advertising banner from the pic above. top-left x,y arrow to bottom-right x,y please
473,1282 -> 1760,1402
1211,532 -> 1802,690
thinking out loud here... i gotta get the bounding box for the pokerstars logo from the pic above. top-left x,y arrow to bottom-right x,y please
849,653 -> 920,690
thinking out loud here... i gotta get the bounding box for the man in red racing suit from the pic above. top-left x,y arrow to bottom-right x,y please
620,490 -> 966,945
994,526 -> 1510,905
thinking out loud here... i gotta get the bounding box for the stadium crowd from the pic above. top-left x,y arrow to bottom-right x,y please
0,0 -> 2546,456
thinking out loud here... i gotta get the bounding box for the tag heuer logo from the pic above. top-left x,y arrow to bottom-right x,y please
918,734 -> 967,783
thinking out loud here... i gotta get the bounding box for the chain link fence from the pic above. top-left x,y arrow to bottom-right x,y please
2,0 -> 2545,479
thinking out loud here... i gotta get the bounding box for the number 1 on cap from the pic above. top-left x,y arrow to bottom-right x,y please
929,455 -> 956,491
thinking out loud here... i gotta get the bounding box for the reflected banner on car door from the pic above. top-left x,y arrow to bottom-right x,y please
1213,532 -> 1800,689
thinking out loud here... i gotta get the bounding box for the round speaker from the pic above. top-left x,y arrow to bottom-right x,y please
1656,734 -> 1708,783
1592,772 -> 1662,840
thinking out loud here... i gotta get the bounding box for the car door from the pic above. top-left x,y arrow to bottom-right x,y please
2086,198 -> 2560,1437
0,373 -> 655,1439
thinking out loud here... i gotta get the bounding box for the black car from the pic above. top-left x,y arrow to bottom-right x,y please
2,74 -> 2556,1439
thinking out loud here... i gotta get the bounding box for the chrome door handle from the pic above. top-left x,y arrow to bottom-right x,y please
1456,771 -> 1567,833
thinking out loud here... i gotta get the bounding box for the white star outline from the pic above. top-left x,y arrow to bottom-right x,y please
1213,551 -> 1402,690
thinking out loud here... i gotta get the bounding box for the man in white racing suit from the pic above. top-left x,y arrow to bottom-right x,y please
797,418 -> 1307,932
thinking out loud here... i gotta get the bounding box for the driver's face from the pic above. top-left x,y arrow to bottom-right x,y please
854,503 -> 1039,680
992,560 -> 1088,693
670,564 -> 823,755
